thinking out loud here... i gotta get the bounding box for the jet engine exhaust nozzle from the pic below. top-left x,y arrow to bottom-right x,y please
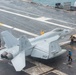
1,52 -> 13,60
1,51 -> 8,59
6,53 -> 13,60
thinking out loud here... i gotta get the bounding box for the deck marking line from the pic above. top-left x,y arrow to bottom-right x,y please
2,24 -> 13,28
0,23 -> 38,37
13,27 -> 38,37
0,6 -> 76,26
0,23 -> 3,26
42,20 -> 74,30
0,8 -> 74,29
52,70 -> 68,75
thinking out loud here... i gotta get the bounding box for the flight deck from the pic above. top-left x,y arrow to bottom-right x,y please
0,0 -> 76,75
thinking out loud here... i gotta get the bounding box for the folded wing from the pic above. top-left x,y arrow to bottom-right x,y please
31,35 -> 66,59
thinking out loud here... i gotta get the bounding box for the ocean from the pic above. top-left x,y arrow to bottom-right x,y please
32,0 -> 76,6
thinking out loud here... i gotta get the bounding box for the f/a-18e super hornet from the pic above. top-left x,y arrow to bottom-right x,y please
0,28 -> 71,71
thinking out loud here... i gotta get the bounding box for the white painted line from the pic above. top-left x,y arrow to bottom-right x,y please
1,6 -> 76,26
13,27 -> 38,37
0,8 -> 74,29
52,70 -> 68,75
24,64 -> 53,75
1,23 -> 38,37
52,18 -> 76,26
2,24 -> 13,29
36,17 -> 51,21
0,6 -> 40,17
43,20 -> 74,30
24,58 -> 68,75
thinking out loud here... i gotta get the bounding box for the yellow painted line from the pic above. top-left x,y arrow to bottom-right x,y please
0,23 -> 3,26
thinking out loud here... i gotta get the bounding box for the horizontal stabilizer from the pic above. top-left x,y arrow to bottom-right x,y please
11,50 -> 25,71
1,31 -> 18,48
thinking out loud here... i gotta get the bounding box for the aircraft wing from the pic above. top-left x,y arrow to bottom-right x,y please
31,35 -> 62,59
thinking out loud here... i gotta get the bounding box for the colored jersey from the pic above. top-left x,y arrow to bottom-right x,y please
69,51 -> 72,56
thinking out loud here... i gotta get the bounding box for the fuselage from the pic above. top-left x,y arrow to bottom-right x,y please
29,28 -> 71,43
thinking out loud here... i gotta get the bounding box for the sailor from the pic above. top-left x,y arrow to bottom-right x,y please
67,50 -> 72,64
70,35 -> 74,45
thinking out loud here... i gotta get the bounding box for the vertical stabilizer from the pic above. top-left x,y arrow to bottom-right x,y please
19,35 -> 32,56
1,31 -> 18,48
19,35 -> 32,51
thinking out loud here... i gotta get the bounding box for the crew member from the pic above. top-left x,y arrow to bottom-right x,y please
67,50 -> 72,64
70,35 -> 74,44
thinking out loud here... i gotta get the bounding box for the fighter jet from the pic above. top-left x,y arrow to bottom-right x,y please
0,28 -> 71,71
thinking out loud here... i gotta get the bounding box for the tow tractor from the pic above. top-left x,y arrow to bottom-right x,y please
70,34 -> 76,43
